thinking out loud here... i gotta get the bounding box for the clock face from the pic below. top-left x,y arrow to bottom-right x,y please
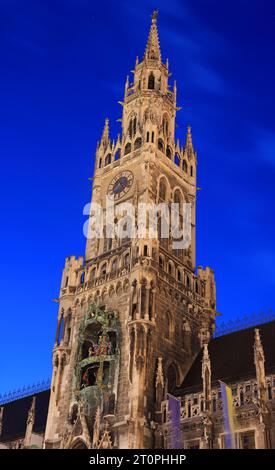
108,171 -> 134,200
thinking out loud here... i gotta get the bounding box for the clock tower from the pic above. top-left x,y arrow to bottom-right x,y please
44,12 -> 216,449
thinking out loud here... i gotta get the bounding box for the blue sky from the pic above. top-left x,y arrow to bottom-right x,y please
0,0 -> 274,394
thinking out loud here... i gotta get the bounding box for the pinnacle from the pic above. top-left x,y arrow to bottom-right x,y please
144,11 -> 161,62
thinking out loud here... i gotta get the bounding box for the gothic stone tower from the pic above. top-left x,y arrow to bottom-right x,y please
44,12 -> 216,449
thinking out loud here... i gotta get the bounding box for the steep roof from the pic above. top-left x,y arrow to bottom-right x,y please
175,320 -> 275,396
0,389 -> 50,442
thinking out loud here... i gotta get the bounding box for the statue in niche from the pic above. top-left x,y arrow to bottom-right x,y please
87,333 -> 113,358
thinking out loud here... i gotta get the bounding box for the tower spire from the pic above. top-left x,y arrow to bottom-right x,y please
184,126 -> 195,158
144,11 -> 161,62
100,118 -> 110,151
101,118 -> 109,142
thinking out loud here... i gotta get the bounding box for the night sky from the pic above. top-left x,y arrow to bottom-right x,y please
0,0 -> 274,394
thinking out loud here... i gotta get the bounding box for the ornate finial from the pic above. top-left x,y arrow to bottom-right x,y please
100,118 -> 109,147
152,10 -> 158,22
185,126 -> 194,157
144,11 -> 161,61
156,356 -> 164,388
92,406 -> 101,449
203,342 -> 210,359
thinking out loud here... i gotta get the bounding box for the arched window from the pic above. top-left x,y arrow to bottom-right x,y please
101,263 -> 107,276
151,131 -> 155,143
148,73 -> 155,90
57,315 -> 64,345
177,269 -> 182,282
128,116 -> 137,138
159,179 -> 167,200
146,131 -> 150,143
158,138 -> 164,152
98,158 -> 102,169
105,153 -> 111,166
182,159 -> 188,172
166,146 -> 172,159
111,258 -> 118,272
90,268 -> 96,280
134,137 -> 142,150
186,274 -> 190,288
114,149 -> 121,161
162,116 -> 169,136
159,256 -> 164,269
174,153 -> 180,166
168,262 -> 174,276
124,253 -> 130,268
80,272 -> 85,285
124,142 -> 131,155
190,165 -> 193,177
64,312 -> 72,345
174,190 -> 182,205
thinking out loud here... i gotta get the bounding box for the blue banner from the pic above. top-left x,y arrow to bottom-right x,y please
168,393 -> 181,449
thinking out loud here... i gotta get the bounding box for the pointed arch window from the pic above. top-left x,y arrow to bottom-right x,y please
124,253 -> 130,268
166,146 -> 172,159
57,314 -> 64,345
128,116 -> 137,138
111,258 -> 118,272
162,116 -> 169,136
134,137 -> 142,150
159,179 -> 167,201
101,263 -> 107,276
158,138 -> 164,152
148,73 -> 155,90
90,267 -> 96,280
182,160 -> 188,172
124,142 -> 131,155
105,153 -> 111,166
174,153 -> 180,166
114,149 -> 121,161
159,255 -> 164,269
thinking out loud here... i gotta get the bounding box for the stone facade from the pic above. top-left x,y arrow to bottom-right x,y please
160,322 -> 275,449
44,12 -> 216,449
